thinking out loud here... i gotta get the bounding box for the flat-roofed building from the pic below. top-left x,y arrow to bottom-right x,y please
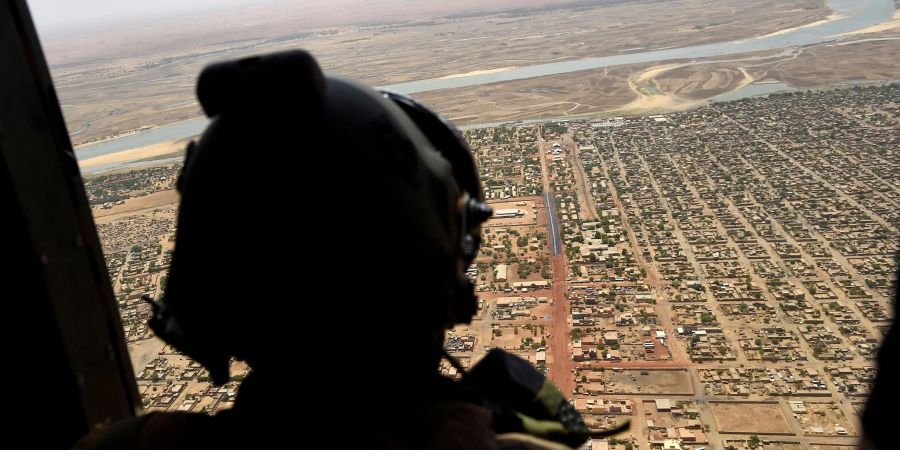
655,399 -> 671,411
496,264 -> 508,281
493,209 -> 524,218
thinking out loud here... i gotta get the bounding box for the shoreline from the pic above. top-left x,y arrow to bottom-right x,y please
73,125 -> 155,150
79,80 -> 897,176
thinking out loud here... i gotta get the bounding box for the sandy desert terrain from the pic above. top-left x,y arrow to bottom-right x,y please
40,0 -> 837,146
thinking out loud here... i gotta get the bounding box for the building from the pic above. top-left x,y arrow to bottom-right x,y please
496,264 -> 508,281
662,439 -> 681,450
493,209 -> 524,219
604,331 -> 619,344
514,281 -> 550,289
789,401 -> 807,414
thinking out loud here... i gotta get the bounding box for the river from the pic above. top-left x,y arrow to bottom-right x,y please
75,0 -> 895,166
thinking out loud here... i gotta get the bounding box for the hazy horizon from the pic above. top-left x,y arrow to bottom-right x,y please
27,0 -> 284,33
28,0 -> 610,38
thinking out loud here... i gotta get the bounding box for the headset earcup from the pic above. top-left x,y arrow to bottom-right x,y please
197,50 -> 326,121
455,275 -> 478,324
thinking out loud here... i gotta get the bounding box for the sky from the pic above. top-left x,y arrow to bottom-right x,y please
27,0 -> 278,31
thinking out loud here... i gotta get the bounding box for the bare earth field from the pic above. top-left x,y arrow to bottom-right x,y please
796,402 -> 859,437
764,38 -> 900,87
608,369 -> 694,395
93,191 -> 180,223
418,65 -> 642,124
485,199 -> 538,227
711,402 -> 795,435
652,64 -> 753,101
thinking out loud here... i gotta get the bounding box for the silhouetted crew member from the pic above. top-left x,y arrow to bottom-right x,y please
860,256 -> 898,450
76,50 -> 601,449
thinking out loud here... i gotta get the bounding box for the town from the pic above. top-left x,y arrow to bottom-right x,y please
85,84 -> 897,450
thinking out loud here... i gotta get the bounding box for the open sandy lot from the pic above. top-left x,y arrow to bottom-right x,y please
607,369 -> 694,395
93,190 -> 180,223
796,402 -> 858,437
711,402 -> 794,434
486,199 -> 537,227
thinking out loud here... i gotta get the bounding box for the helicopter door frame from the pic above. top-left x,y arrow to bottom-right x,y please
0,0 -> 140,446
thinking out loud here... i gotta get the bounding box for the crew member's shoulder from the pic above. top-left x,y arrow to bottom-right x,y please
497,433 -> 575,450
425,401 -> 573,450
74,412 -> 222,450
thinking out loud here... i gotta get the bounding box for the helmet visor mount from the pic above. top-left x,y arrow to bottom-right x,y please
378,89 -> 492,267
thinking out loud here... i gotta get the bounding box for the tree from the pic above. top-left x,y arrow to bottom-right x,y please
813,342 -> 827,357
569,328 -> 582,341
748,434 -> 761,449
517,236 -> 529,247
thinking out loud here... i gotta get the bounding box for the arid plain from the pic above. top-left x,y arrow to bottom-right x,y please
40,0 -> 900,147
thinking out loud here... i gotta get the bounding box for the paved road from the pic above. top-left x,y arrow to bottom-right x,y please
537,136 -> 574,395
545,191 -> 561,256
